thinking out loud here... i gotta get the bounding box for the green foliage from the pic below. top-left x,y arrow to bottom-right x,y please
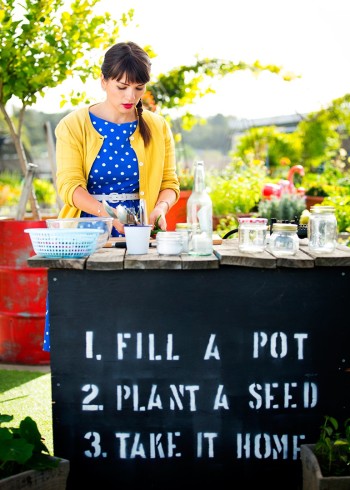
322,196 -> 350,233
232,93 -> 350,174
0,0 -> 134,108
0,414 -> 58,479
235,126 -> 301,170
298,94 -> 350,170
303,160 -> 350,197
0,171 -> 22,206
209,158 -> 266,216
33,178 -> 56,206
314,415 -> 350,477
258,194 -> 306,222
0,171 -> 56,208
215,215 -> 239,237
176,164 -> 194,191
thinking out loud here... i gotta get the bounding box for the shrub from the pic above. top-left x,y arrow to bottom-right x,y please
209,158 -> 266,216
258,194 -> 306,222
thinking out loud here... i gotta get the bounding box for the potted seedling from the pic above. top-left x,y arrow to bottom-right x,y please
0,414 -> 69,489
300,415 -> 350,489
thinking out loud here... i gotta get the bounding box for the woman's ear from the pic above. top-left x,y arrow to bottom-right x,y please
101,75 -> 106,91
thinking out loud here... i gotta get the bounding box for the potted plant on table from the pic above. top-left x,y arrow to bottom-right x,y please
0,413 -> 69,489
300,415 -> 350,490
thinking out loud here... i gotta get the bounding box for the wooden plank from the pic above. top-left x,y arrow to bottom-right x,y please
124,247 -> 183,270
27,255 -> 86,269
300,240 -> 350,266
86,248 -> 125,270
181,252 -> 219,270
213,239 -> 277,268
268,249 -> 315,269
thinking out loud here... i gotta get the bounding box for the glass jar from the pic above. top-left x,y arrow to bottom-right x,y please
175,223 -> 189,253
268,223 -> 299,256
238,218 -> 268,253
308,206 -> 337,253
156,232 -> 183,255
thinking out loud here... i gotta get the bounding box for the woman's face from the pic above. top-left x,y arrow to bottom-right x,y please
102,74 -> 146,114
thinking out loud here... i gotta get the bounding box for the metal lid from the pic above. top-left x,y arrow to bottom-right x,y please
272,223 -> 298,231
310,205 -> 335,213
238,217 -> 268,224
175,223 -> 190,229
156,231 -> 183,241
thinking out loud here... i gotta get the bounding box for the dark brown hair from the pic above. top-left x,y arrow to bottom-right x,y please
102,42 -> 152,146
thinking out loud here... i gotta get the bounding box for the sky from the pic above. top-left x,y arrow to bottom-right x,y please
33,0 -> 350,121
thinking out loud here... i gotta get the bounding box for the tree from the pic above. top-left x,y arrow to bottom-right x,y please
234,126 -> 301,172
0,0 -> 134,217
232,93 -> 350,174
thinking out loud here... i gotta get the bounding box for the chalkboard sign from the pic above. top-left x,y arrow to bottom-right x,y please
49,266 -> 350,489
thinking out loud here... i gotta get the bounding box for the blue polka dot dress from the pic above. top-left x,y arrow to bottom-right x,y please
43,114 -> 140,352
81,113 -> 140,237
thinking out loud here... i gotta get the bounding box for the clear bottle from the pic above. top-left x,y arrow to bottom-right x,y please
308,205 -> 338,253
186,161 -> 213,256
268,223 -> 299,256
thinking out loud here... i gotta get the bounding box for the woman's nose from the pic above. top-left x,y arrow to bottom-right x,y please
126,88 -> 137,100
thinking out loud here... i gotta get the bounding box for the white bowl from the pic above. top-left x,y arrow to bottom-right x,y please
46,217 -> 113,249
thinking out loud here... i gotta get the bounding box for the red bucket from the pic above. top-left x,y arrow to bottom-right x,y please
0,219 -> 50,365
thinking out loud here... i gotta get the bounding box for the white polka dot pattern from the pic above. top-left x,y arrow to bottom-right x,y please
82,113 -> 140,237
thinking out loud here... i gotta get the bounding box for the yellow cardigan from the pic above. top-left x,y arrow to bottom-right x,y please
55,105 -> 180,219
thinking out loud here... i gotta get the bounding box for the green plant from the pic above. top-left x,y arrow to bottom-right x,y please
151,215 -> 162,238
177,164 -> 194,190
258,194 -> 306,222
0,171 -> 57,206
0,414 -> 58,480
322,196 -> 350,233
215,215 -> 239,238
314,415 -> 350,477
209,157 -> 266,216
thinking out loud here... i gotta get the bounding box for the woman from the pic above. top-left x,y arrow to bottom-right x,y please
43,42 -> 180,352
55,41 -> 180,236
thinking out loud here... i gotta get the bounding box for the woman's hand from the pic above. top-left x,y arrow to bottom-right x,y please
150,207 -> 167,231
112,218 -> 125,235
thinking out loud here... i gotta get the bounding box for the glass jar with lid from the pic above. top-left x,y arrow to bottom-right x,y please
268,222 -> 299,256
156,231 -> 183,255
308,205 -> 337,253
175,223 -> 190,253
238,217 -> 268,253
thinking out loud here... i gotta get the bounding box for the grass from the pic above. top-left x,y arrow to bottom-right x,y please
0,369 -> 53,454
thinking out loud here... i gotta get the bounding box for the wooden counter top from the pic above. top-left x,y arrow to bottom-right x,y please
27,238 -> 350,270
